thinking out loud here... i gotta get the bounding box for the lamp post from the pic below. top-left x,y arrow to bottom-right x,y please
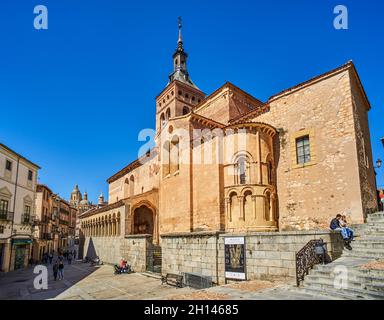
375,159 -> 382,170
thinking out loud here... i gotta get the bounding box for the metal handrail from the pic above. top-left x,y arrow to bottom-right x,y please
0,211 -> 14,221
296,239 -> 325,286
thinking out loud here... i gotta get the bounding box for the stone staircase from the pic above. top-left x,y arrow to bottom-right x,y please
298,212 -> 384,300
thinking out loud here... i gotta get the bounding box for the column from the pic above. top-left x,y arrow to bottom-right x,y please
225,198 -> 231,222
252,195 -> 257,219
238,196 -> 245,221
256,131 -> 262,184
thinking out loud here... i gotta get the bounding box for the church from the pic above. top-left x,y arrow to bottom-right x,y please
79,20 -> 377,278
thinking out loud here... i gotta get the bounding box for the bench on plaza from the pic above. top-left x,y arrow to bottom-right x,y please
161,273 -> 183,288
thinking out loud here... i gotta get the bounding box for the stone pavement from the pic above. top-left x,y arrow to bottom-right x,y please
0,261 -> 194,300
2,259 -> 379,300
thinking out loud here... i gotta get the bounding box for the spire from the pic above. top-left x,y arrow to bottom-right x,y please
168,17 -> 199,89
177,16 -> 183,50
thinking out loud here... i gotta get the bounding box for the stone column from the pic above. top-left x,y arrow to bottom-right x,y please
238,196 -> 245,221
252,195 -> 257,219
256,131 -> 262,184
225,198 -> 231,222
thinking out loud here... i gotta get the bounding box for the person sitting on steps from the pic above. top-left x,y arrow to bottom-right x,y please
330,214 -> 353,250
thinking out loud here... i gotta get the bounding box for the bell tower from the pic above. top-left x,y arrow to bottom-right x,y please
155,17 -> 205,133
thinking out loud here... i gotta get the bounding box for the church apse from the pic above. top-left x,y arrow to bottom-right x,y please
223,123 -> 278,232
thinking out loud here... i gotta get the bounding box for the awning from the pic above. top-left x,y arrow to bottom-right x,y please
12,239 -> 32,245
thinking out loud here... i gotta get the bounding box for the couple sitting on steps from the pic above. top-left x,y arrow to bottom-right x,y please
330,214 -> 354,250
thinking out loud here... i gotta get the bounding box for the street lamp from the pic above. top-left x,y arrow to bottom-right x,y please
376,159 -> 382,169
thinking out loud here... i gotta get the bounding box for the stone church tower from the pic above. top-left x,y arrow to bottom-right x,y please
155,17 -> 205,133
70,184 -> 82,207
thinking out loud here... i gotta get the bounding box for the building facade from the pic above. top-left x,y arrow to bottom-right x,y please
80,22 -> 377,274
33,184 -> 78,261
0,143 -> 40,272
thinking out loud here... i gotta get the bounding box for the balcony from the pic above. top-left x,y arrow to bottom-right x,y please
41,233 -> 53,240
0,211 -> 14,221
21,213 -> 32,224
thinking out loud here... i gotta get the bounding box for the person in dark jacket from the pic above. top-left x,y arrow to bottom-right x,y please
330,214 -> 342,230
330,214 -> 353,250
53,261 -> 59,281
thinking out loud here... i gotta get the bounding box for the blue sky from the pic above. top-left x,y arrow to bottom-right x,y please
1,0 -> 383,202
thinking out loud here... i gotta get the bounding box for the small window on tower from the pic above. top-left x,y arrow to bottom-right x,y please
185,93 -> 189,98
5,160 -> 12,171
182,106 -> 189,115
178,90 -> 182,95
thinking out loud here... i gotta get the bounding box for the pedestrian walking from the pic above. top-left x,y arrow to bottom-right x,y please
53,261 -> 59,281
58,260 -> 64,280
48,252 -> 53,264
68,253 -> 72,265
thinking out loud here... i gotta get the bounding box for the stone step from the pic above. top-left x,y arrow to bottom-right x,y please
311,266 -> 384,280
361,236 -> 384,241
299,285 -> 383,300
304,273 -> 384,294
352,241 -> 384,250
367,214 -> 384,223
306,269 -> 384,283
342,248 -> 384,259
302,274 -> 384,298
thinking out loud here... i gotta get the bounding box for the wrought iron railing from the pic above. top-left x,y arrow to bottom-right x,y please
21,213 -> 32,224
0,211 -> 14,221
296,239 -> 325,286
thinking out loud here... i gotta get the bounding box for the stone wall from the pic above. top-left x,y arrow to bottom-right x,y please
161,230 -> 344,285
83,234 -> 151,272
161,232 -> 220,281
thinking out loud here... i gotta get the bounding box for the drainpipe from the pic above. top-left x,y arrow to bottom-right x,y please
9,157 -> 20,271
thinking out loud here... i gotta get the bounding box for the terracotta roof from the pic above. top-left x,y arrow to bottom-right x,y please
79,200 -> 125,218
0,143 -> 41,169
230,60 -> 370,123
36,184 -> 53,194
268,61 -> 356,101
106,149 -> 157,184
194,82 -> 263,116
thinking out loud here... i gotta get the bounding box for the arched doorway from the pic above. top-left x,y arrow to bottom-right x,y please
133,205 -> 154,236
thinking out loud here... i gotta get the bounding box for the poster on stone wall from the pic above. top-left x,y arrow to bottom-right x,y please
224,237 -> 246,280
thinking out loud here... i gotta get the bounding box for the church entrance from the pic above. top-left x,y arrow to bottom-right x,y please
133,205 -> 154,236
132,204 -> 161,273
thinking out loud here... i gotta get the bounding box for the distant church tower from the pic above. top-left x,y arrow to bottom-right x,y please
98,192 -> 105,205
155,17 -> 205,133
70,184 -> 82,208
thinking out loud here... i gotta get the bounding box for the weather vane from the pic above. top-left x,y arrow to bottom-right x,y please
178,16 -> 182,29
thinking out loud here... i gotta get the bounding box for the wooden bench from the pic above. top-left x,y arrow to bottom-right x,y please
161,273 -> 183,288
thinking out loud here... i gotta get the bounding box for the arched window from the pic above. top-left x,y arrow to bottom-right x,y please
163,141 -> 170,177
268,160 -> 273,185
264,191 -> 271,221
229,192 -> 238,222
129,175 -> 135,197
182,106 -> 189,115
243,190 -> 253,220
165,108 -> 171,121
236,156 -> 249,185
160,113 -> 166,128
171,136 -> 180,173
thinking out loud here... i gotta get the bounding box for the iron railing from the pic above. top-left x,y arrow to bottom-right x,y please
21,213 -> 32,224
0,211 -> 14,221
296,239 -> 325,286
